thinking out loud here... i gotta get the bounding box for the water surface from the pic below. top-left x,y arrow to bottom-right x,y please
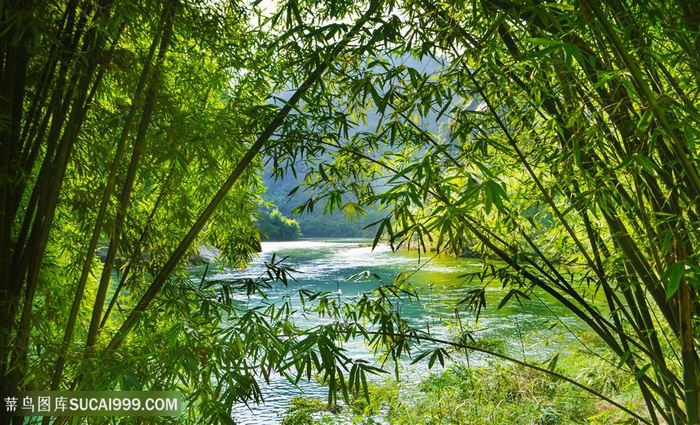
202,239 -> 585,424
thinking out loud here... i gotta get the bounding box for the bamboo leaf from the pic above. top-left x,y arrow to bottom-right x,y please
635,109 -> 654,136
663,262 -> 685,300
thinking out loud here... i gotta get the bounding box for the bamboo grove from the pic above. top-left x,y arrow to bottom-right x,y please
1,0 -> 700,424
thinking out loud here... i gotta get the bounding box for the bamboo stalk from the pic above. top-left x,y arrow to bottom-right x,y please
103,0 -> 384,354
86,0 -> 176,353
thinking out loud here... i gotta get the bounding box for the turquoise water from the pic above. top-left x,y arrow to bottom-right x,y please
204,239 -> 586,424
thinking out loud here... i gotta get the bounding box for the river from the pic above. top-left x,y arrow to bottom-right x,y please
200,239 -> 585,424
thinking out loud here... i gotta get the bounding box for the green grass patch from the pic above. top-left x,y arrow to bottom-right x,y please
282,353 -> 646,425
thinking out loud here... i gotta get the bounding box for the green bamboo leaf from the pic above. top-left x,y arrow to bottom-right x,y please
338,367 -> 349,403
617,351 -> 632,368
562,43 -> 584,69
371,216 -> 389,250
428,349 -> 438,369
663,262 -> 685,300
631,153 -> 659,174
368,83 -> 383,110
547,353 -> 559,372
410,350 -> 431,365
436,348 -> 445,367
531,44 -> 561,58
497,289 -> 514,310
635,363 -> 652,380
635,109 -> 654,136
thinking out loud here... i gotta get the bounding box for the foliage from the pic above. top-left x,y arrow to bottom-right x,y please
261,170 -> 383,238
292,210 -> 383,239
3,0 -> 700,424
263,0 -> 700,423
257,208 -> 303,241
352,358 -> 636,425
0,0 -> 391,423
280,397 -> 337,425
281,351 -> 643,425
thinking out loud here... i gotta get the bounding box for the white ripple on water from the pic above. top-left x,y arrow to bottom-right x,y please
231,375 -> 329,425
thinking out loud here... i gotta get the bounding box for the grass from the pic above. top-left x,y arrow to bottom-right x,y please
281,351 -> 646,425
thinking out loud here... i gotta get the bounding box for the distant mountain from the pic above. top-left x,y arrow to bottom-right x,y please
259,169 -> 383,239
258,53 -> 460,239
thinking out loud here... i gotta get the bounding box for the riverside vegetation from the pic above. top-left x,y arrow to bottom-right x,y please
1,0 -> 699,424
281,356 -> 642,425
273,339 -> 643,425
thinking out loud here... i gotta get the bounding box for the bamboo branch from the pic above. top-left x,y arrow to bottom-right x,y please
103,0 -> 384,354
